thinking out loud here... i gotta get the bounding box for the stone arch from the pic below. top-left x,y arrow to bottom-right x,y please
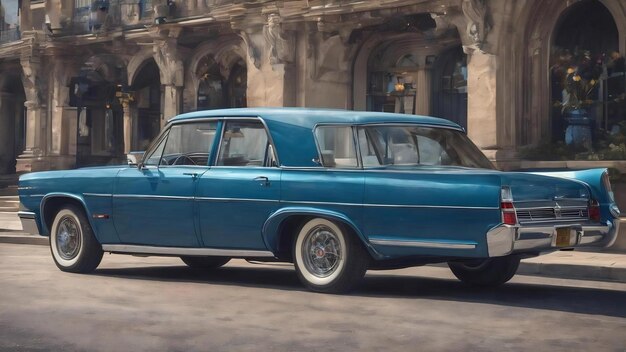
352,28 -> 463,117
127,48 -> 155,87
0,67 -> 26,174
183,36 -> 248,111
83,54 -> 129,85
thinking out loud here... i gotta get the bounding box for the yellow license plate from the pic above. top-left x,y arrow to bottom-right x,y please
555,228 -> 571,247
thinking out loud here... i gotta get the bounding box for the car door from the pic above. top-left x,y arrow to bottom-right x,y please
196,119 -> 281,250
113,121 -> 218,247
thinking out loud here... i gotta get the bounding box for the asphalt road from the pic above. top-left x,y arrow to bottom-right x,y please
1,243 -> 625,352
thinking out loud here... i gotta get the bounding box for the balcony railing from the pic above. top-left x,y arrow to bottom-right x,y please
0,27 -> 20,44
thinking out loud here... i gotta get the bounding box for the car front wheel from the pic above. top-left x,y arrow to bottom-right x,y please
180,256 -> 230,269
448,255 -> 520,286
293,218 -> 368,294
50,205 -> 103,273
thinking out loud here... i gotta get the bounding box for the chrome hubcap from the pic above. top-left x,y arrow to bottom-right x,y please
302,225 -> 342,277
56,216 -> 81,260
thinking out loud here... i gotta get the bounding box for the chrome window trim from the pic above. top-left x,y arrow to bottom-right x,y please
369,238 -> 477,249
101,244 -> 275,258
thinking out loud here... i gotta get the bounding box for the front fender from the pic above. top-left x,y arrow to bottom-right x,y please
40,193 -> 94,236
262,207 -> 384,260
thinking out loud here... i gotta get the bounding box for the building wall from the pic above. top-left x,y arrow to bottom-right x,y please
0,0 -> 624,173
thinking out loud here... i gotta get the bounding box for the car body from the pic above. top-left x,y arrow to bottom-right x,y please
18,108 -> 620,292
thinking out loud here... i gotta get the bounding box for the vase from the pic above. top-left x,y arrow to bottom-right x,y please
564,109 -> 592,150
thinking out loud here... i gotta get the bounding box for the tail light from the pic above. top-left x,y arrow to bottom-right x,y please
501,186 -> 517,225
589,199 -> 601,222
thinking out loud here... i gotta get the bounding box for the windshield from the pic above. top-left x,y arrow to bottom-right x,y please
357,125 -> 494,169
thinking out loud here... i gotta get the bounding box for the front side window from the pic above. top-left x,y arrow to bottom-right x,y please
315,126 -> 358,168
357,125 -> 494,169
217,121 -> 272,167
143,122 -> 216,167
143,131 -> 169,166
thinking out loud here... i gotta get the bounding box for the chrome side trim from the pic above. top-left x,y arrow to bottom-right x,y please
195,197 -> 278,203
17,211 -> 35,219
369,238 -> 477,249
365,203 -> 497,210
83,193 -> 113,197
282,200 -> 498,210
514,198 -> 589,203
101,244 -> 275,258
112,194 -> 194,200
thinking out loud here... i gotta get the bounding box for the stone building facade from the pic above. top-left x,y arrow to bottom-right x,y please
0,0 -> 625,174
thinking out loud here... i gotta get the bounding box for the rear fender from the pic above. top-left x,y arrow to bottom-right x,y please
531,168 -> 620,220
262,207 -> 384,260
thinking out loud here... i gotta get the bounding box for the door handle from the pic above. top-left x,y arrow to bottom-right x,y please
253,176 -> 270,186
183,172 -> 199,179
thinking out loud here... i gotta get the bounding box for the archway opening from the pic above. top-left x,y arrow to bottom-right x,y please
550,0 -> 623,153
354,14 -> 467,128
70,56 -> 127,167
0,73 -> 26,174
196,55 -> 247,110
131,59 -> 161,151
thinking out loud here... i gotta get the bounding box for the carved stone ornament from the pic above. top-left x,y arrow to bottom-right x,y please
461,0 -> 490,49
263,13 -> 294,66
153,38 -> 184,86
238,31 -> 261,69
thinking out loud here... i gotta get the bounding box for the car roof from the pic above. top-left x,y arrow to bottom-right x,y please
170,108 -> 464,167
170,107 -> 463,130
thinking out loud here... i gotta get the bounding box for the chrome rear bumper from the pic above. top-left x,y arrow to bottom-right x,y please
18,211 -> 40,235
486,219 -> 619,257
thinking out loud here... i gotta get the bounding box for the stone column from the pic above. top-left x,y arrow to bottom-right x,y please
16,100 -> 44,172
117,92 -> 136,154
414,68 -> 432,116
151,27 -> 184,125
0,92 -> 16,174
234,14 -> 297,108
162,84 -> 181,123
466,49 -> 498,150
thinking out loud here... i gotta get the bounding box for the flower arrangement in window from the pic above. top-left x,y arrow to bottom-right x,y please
553,50 -> 603,113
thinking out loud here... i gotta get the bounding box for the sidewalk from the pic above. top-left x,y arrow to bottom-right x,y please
1,229 -> 625,283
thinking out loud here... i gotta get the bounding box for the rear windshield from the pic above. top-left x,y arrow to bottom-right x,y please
357,125 -> 494,169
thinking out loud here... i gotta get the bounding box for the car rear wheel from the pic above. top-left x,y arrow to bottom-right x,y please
293,218 -> 368,294
50,205 -> 103,273
180,256 -> 230,269
448,255 -> 520,286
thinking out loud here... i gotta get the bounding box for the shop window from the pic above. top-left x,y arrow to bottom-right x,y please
548,0 -> 625,158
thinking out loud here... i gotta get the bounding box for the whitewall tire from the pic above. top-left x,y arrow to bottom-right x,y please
50,205 -> 103,273
293,218 -> 368,293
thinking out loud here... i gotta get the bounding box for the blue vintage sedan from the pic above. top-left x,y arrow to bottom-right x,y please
18,108 -> 620,293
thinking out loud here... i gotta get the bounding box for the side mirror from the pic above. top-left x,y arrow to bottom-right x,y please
127,151 -> 145,167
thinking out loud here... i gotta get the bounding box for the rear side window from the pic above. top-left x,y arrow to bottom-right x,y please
217,121 -> 273,167
314,126 -> 358,168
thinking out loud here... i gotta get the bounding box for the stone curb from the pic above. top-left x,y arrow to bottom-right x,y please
0,233 -> 48,246
516,261 -> 626,283
1,233 -> 625,283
